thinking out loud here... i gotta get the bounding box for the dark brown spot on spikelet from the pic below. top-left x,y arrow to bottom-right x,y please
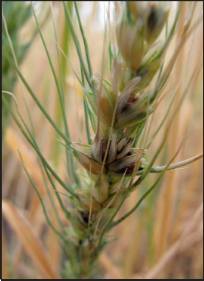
121,93 -> 138,113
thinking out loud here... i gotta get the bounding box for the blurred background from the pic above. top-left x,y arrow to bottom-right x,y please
2,1 -> 203,279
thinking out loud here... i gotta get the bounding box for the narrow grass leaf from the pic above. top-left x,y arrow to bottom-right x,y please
63,1 -> 92,89
74,1 -> 93,78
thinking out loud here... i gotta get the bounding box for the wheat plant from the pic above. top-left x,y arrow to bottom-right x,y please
2,1 -> 203,279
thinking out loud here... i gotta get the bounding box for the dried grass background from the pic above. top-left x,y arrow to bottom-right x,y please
2,1 -> 203,279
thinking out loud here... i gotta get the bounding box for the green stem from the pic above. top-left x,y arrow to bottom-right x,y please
83,96 -> 92,145
50,1 -> 79,186
74,1 -> 93,78
63,1 -> 92,89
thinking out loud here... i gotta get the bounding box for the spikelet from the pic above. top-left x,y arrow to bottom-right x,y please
75,189 -> 101,211
91,133 -> 117,164
115,90 -> 154,130
107,149 -> 144,176
116,13 -> 145,72
116,1 -> 171,72
135,40 -> 164,90
92,179 -> 109,203
92,75 -> 116,126
71,142 -> 102,175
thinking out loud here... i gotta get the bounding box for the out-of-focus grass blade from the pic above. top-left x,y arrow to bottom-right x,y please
50,1 -> 70,170
2,200 -> 60,279
154,22 -> 168,90
5,127 -> 44,188
74,1 -> 93,78
63,1 -> 92,90
56,1 -> 73,91
2,46 -> 72,147
146,146 -> 168,263
108,42 -> 114,71
50,1 -> 79,185
98,253 -> 122,279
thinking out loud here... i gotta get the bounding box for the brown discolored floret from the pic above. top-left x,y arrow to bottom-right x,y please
121,93 -> 138,113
